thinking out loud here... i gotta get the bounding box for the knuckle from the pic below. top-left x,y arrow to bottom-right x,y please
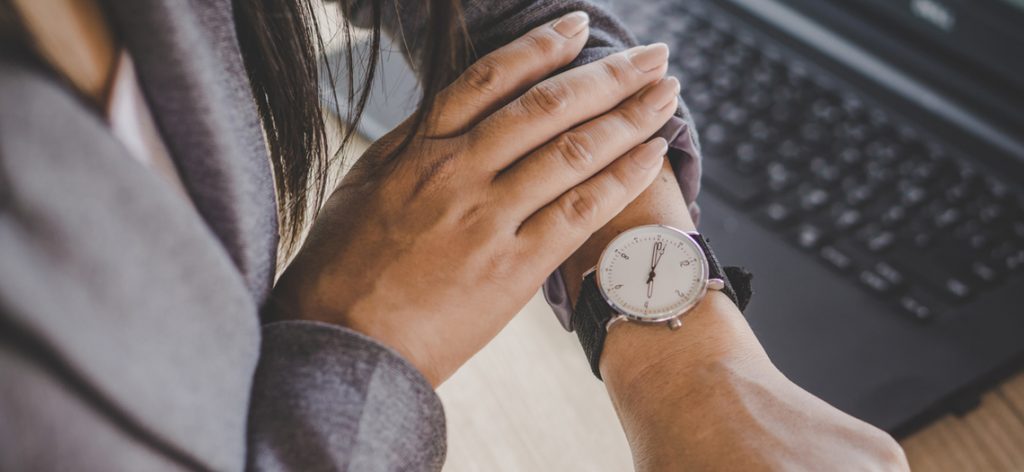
607,161 -> 635,193
522,30 -> 561,57
483,246 -> 518,284
462,59 -> 501,95
600,57 -> 632,88
617,104 -> 647,135
457,201 -> 487,226
553,132 -> 594,173
562,187 -> 601,226
410,150 -> 459,197
521,81 -> 568,116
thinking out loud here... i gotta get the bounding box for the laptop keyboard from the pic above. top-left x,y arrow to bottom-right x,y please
637,2 -> 1024,321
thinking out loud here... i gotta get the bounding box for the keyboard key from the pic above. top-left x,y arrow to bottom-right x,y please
899,292 -> 937,322
827,203 -> 863,231
809,157 -> 841,183
800,187 -> 830,211
741,88 -> 773,115
766,163 -> 797,192
837,146 -> 865,166
800,123 -> 828,146
866,231 -> 895,252
972,261 -> 1001,283
811,97 -> 843,124
857,225 -> 895,252
931,207 -> 962,229
944,182 -> 973,204
977,202 -> 1005,224
880,205 -> 909,227
900,183 -> 928,207
845,184 -> 876,207
944,278 -> 973,300
734,142 -> 764,173
865,139 -> 899,163
874,261 -> 906,287
859,270 -> 893,294
702,121 -> 729,149
747,118 -> 778,143
777,139 -> 809,164
820,245 -> 853,272
761,202 -> 795,225
992,244 -> 1024,273
718,101 -> 750,127
795,223 -> 827,249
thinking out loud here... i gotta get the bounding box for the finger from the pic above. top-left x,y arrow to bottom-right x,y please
516,137 -> 668,270
495,76 -> 679,215
426,11 -> 591,137
469,42 -> 670,171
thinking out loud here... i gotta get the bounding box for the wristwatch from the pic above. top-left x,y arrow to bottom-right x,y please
572,225 -> 752,379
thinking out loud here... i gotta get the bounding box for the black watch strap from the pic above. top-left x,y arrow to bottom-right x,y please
573,271 -> 617,380
572,233 -> 752,380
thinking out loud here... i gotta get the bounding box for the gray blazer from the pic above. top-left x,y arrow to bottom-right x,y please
0,0 -> 689,470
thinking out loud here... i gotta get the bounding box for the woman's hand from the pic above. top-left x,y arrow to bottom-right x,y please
269,12 -> 681,386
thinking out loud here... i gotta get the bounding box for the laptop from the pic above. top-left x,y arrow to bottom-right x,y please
330,0 -> 1024,436
610,0 -> 1024,435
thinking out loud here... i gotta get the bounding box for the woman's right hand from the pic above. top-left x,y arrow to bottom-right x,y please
269,11 -> 681,386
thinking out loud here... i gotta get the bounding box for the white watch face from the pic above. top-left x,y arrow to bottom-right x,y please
597,225 -> 708,321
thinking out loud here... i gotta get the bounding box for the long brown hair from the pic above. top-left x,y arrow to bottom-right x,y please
233,0 -> 471,260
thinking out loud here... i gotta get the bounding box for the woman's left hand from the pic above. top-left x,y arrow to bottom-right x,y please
268,15 -> 678,386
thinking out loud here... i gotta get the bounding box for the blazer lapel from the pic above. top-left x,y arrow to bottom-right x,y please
103,0 -> 279,301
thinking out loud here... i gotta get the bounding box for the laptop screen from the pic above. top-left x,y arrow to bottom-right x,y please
847,0 -> 1024,87
780,0 -> 1023,138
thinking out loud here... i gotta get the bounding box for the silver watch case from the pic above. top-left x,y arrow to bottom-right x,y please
583,225 -> 725,332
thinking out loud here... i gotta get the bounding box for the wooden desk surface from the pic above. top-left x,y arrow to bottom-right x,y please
439,293 -> 1024,471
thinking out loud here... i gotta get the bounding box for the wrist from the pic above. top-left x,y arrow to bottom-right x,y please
600,292 -> 769,395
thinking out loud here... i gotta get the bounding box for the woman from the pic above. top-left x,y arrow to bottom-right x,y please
0,0 -> 907,470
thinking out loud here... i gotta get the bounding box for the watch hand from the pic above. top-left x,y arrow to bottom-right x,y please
647,278 -> 654,299
650,242 -> 659,271
652,241 -> 665,270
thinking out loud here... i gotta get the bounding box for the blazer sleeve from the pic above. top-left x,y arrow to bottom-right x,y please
246,321 -> 445,471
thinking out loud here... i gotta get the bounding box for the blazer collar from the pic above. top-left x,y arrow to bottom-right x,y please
103,0 -> 279,301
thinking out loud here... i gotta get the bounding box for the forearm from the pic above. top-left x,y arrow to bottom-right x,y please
599,292 -> 774,470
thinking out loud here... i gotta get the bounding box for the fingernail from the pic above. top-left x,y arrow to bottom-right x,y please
628,43 -> 669,72
640,77 -> 680,109
553,11 -> 590,38
634,138 -> 668,169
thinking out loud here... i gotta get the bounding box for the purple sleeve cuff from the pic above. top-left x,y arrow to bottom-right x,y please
542,114 -> 704,331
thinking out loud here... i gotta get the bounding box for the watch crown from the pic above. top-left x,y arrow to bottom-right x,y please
708,278 -> 726,291
668,318 -> 683,330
